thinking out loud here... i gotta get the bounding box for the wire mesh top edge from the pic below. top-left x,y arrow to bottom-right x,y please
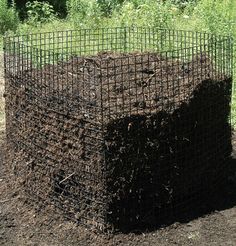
3,27 -> 233,43
3,26 -> 233,74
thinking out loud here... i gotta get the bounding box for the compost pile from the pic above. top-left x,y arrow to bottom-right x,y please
5,51 -> 232,231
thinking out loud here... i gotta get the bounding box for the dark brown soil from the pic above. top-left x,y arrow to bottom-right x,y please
4,51 -> 233,232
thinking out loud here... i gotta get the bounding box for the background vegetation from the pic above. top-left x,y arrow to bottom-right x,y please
1,0 -> 234,35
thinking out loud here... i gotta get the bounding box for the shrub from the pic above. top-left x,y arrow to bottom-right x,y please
12,0 -> 67,19
0,0 -> 19,34
67,0 -> 103,28
26,1 -> 56,26
67,0 -> 90,23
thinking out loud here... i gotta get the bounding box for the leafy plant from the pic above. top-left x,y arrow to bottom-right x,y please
26,1 -> 56,25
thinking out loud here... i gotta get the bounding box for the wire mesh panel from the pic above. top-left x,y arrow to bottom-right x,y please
3,27 -> 233,232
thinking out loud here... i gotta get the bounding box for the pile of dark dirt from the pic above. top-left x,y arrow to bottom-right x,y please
5,51 -> 232,232
1,134 -> 236,245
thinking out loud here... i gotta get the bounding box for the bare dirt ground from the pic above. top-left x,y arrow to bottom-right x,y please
0,52 -> 236,245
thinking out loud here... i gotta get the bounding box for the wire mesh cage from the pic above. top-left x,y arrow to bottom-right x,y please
3,27 -> 234,232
